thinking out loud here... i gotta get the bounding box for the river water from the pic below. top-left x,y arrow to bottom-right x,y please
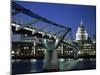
12,58 -> 96,74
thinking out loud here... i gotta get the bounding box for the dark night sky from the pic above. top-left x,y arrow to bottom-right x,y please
12,1 -> 96,41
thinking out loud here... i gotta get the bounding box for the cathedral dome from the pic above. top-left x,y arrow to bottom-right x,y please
76,19 -> 88,41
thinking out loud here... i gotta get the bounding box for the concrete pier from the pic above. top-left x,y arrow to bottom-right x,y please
41,28 -> 71,71
43,50 -> 59,71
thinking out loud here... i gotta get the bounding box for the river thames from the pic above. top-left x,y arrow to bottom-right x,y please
12,58 -> 96,74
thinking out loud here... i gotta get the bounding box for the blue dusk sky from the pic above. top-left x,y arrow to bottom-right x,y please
12,1 -> 96,41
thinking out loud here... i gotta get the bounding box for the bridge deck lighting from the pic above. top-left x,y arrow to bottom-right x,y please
24,27 -> 33,31
32,29 -> 36,34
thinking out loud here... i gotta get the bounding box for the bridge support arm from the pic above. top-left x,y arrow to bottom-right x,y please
55,28 -> 71,49
41,28 -> 71,71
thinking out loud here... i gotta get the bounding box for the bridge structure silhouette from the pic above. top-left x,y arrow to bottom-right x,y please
12,2 -> 79,71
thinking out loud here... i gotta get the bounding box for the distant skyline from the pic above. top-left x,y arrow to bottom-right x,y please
12,1 -> 96,41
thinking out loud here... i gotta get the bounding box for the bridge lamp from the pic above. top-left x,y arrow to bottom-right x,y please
42,33 -> 46,37
15,25 -> 20,31
78,51 -> 81,54
12,51 -> 15,54
12,51 -> 15,56
38,31 -> 43,34
32,29 -> 36,35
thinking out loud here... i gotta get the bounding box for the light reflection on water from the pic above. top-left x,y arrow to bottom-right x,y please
59,58 -> 79,70
12,58 -> 96,74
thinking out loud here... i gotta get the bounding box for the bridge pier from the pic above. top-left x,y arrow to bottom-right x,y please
42,39 -> 59,71
43,50 -> 59,71
42,28 -> 71,72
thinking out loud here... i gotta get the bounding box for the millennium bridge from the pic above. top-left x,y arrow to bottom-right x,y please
11,2 -> 96,72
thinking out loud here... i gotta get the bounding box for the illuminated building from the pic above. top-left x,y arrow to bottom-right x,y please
76,19 -> 88,41
76,20 -> 96,57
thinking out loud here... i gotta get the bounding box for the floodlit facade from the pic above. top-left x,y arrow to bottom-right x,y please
76,20 -> 88,41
